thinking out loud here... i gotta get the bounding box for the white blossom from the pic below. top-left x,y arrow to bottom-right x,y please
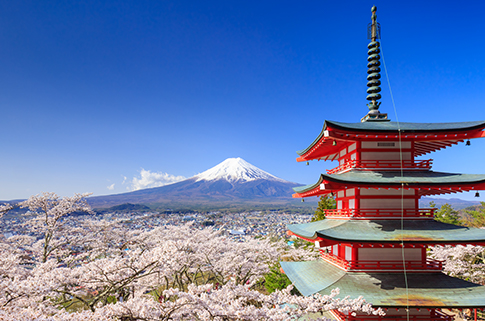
0,192 -> 381,320
429,244 -> 485,284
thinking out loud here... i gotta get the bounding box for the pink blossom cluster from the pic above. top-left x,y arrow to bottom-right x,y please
0,193 -> 383,320
429,244 -> 485,284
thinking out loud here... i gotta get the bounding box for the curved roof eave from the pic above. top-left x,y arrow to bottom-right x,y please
281,260 -> 485,308
286,219 -> 346,240
322,170 -> 485,186
287,219 -> 485,244
296,122 -> 329,156
296,120 -> 485,159
294,171 -> 485,191
292,175 -> 325,194
326,120 -> 485,133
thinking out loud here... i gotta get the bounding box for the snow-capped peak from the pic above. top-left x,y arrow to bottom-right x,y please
194,158 -> 287,183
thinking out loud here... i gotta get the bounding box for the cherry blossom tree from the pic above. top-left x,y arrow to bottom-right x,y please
0,192 -> 383,320
19,192 -> 93,262
429,244 -> 485,284
427,202 -> 485,287
0,203 -> 13,218
0,282 -> 383,321
94,283 -> 381,321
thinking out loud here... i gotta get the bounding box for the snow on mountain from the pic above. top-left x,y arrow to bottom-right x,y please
194,158 -> 288,183
87,157 -> 299,209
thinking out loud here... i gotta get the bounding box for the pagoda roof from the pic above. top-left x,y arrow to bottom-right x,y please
287,219 -> 485,245
297,120 -> 485,161
325,120 -> 485,133
280,260 -> 485,308
293,170 -> 485,198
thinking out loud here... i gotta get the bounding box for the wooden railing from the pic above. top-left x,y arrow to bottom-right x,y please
348,259 -> 442,271
324,208 -> 435,219
327,159 -> 432,174
320,252 -> 349,269
333,310 -> 453,321
320,252 -> 442,271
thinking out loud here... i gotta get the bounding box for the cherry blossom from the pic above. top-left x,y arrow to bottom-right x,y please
19,192 -> 93,262
0,192 -> 382,320
429,244 -> 485,284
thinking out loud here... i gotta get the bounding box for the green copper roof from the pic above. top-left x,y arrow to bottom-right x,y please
327,120 -> 485,133
280,260 -> 485,308
293,175 -> 325,194
293,170 -> 485,193
281,260 -> 346,297
287,219 -> 485,243
296,120 -> 485,156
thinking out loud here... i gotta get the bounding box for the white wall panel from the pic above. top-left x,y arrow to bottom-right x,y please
349,199 -> 355,209
361,141 -> 411,149
361,152 -> 411,161
332,245 -> 339,256
345,246 -> 352,261
360,189 -> 415,196
360,198 -> 415,209
358,248 -> 421,261
348,143 -> 356,152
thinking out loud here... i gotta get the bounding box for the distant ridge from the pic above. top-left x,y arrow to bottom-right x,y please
420,197 -> 482,210
88,158 -> 300,209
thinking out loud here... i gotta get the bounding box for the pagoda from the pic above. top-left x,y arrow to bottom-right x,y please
281,6 -> 485,321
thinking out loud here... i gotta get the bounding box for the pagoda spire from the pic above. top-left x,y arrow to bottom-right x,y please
361,6 -> 389,122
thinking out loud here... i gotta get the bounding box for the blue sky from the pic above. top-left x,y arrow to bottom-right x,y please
1,0 -> 485,201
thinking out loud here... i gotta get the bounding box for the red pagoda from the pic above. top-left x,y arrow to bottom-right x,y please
281,6 -> 485,321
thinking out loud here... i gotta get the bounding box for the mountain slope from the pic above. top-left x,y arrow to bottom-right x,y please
88,158 -> 300,208
194,158 -> 286,183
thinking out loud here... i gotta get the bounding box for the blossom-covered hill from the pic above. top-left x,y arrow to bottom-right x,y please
88,158 -> 301,209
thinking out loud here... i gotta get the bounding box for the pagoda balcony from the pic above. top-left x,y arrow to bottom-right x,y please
324,208 -> 435,219
348,259 -> 442,271
326,159 -> 433,174
333,310 -> 453,321
320,252 -> 442,272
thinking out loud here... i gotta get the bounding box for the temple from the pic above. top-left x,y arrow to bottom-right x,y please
281,6 -> 485,321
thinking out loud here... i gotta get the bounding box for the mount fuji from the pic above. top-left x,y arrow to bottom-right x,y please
194,158 -> 287,183
88,158 -> 300,209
